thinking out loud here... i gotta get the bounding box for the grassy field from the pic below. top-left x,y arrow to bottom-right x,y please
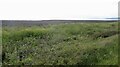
0,27 -> 2,66
2,22 -> 119,65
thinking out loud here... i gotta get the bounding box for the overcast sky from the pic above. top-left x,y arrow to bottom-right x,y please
0,0 -> 119,20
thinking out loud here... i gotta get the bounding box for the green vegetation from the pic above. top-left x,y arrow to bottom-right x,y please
2,22 -> 119,65
0,27 -> 2,66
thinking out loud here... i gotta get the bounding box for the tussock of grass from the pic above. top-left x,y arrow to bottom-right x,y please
2,22 -> 118,65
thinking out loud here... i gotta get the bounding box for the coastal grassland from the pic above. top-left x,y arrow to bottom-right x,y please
0,27 -> 2,66
2,22 -> 119,65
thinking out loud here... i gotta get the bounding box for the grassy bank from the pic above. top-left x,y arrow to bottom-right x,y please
2,22 -> 119,65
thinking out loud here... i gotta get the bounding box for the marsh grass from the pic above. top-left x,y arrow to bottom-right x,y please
2,22 -> 119,65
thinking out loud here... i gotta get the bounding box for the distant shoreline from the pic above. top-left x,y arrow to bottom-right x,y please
1,19 -> 118,22
1,20 -> 118,26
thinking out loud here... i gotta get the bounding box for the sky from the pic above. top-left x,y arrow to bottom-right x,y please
0,0 -> 119,20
